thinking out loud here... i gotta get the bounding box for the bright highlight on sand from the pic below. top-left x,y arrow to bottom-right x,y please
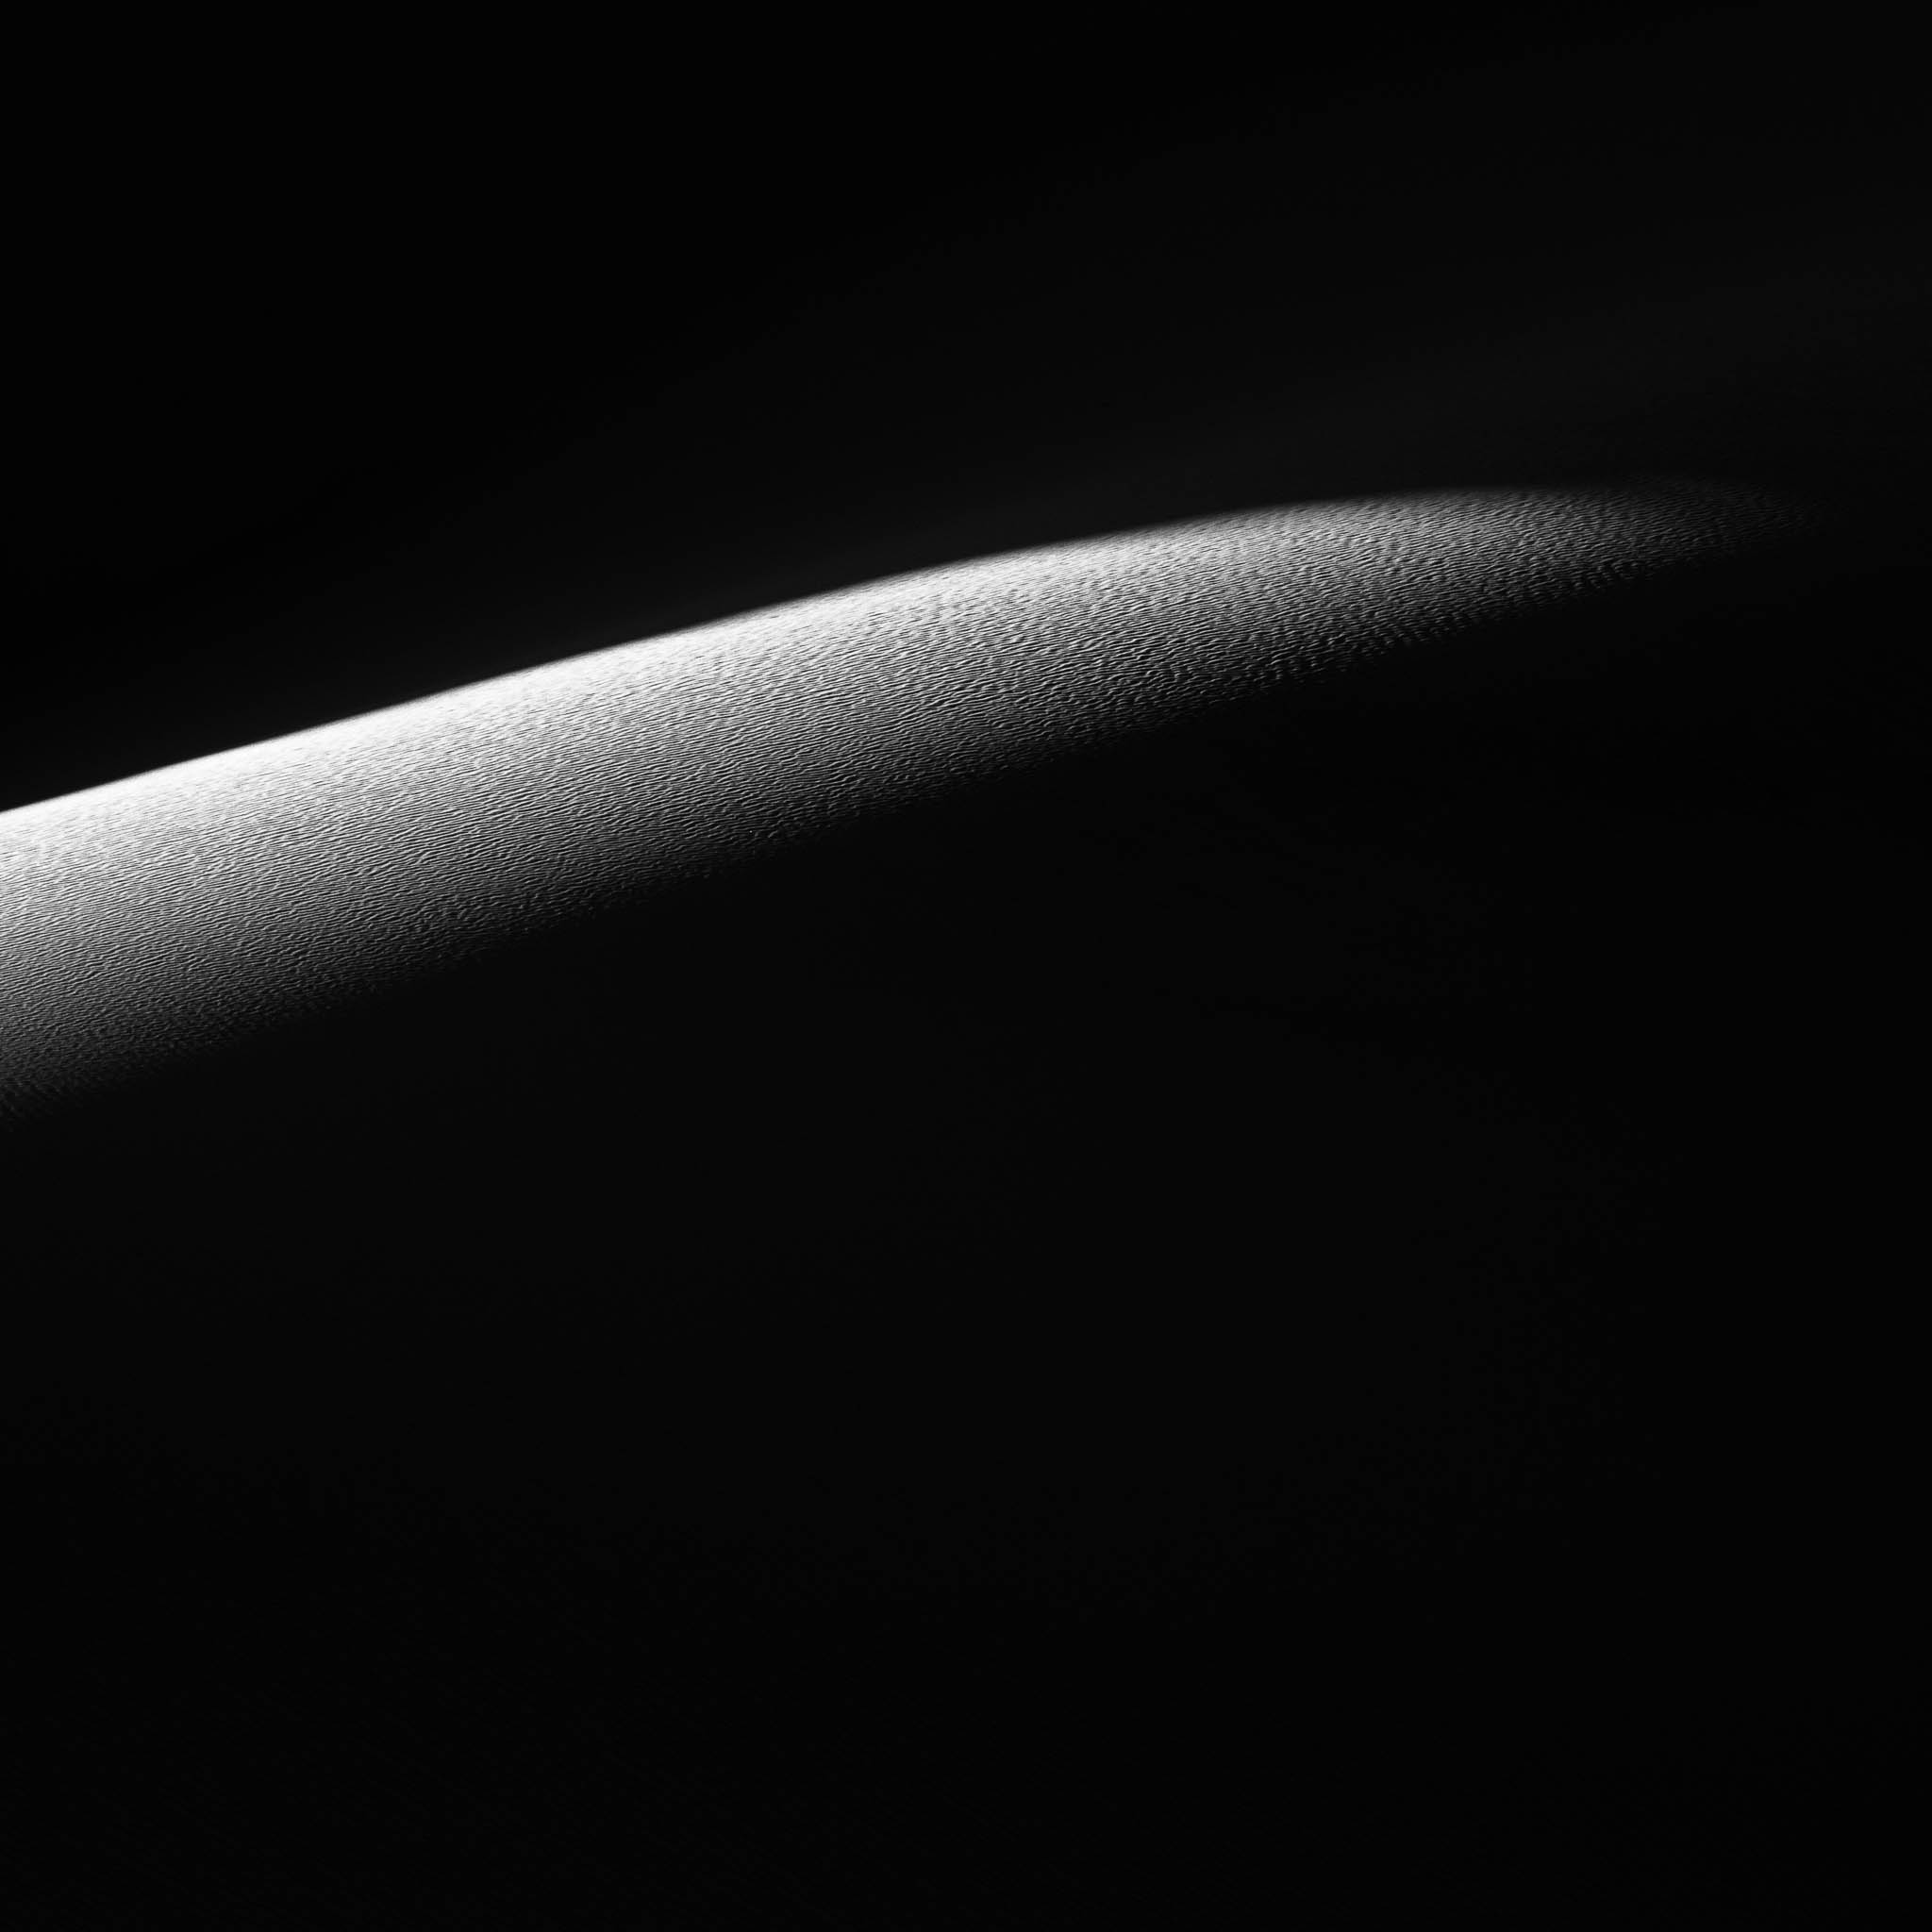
0,482 -> 1813,1113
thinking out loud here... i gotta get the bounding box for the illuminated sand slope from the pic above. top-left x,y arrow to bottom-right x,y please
1,481 -> 1815,1113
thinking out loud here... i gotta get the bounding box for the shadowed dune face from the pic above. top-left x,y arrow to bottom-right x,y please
1,18 -> 1918,1604
6,475 -> 1903,1599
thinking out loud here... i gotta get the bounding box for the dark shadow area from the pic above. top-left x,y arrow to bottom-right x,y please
8,529 -> 1924,1914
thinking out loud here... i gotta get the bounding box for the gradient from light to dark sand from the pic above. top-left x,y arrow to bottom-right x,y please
0,481 -> 1814,1118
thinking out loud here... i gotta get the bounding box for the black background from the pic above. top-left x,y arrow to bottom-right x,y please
6,8 -> 1926,1922
14,7 -> 1925,804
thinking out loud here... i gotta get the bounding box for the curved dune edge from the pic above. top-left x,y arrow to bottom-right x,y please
2,480 -> 1817,1113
